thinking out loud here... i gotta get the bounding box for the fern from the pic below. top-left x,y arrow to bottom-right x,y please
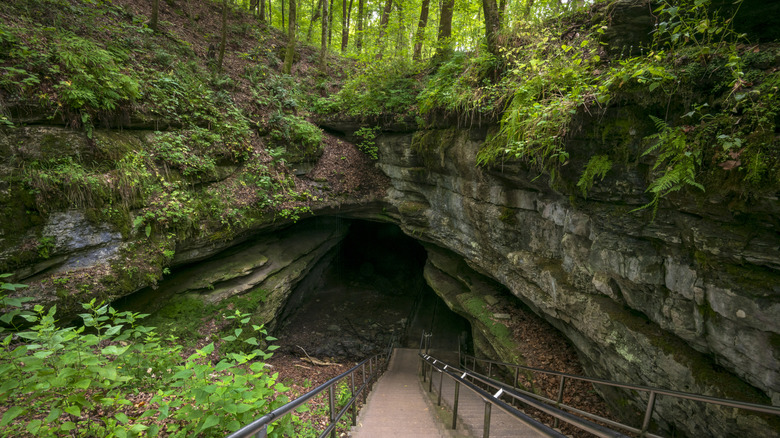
577,155 -> 613,198
635,115 -> 704,217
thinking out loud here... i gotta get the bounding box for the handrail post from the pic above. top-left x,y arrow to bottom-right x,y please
641,391 -> 657,436
350,371 -> 357,426
428,364 -> 434,392
553,375 -> 567,428
483,400 -> 492,438
452,380 -> 460,430
438,369 -> 444,406
458,335 -> 462,367
253,424 -> 268,438
487,361 -> 492,378
329,385 -> 336,438
513,366 -> 519,389
362,362 -> 367,405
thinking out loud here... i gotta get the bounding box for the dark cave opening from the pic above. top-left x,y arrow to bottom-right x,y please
274,219 -> 472,359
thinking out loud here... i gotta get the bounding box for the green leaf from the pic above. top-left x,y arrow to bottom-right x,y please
101,344 -> 129,356
0,406 -> 25,427
73,379 -> 91,390
45,408 -> 62,423
171,369 -> 194,380
198,414 -> 220,433
200,342 -> 215,355
61,421 -> 76,431
26,419 -> 42,434
0,379 -> 19,394
145,224 -> 152,237
129,423 -> 148,433
65,406 -> 81,417
115,412 -> 129,424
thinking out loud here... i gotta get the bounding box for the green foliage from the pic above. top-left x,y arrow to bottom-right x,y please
23,157 -> 113,211
0,285 -> 291,437
150,129 -> 220,178
53,35 -> 141,112
418,50 -> 505,119
577,155 -> 612,198
475,27 -> 607,180
635,116 -> 705,216
327,60 -> 420,117
354,126 -> 381,160
268,112 -> 324,160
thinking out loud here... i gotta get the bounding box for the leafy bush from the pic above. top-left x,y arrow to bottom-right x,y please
0,283 -> 292,437
54,35 -> 141,112
329,60 -> 420,117
150,129 -> 220,178
268,113 -> 323,162
354,126 -> 381,160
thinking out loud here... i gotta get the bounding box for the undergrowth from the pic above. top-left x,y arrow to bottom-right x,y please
0,275 -> 293,436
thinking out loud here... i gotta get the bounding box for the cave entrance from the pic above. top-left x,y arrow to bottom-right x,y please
274,219 -> 471,360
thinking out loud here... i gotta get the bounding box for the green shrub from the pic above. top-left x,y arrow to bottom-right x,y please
268,113 -> 323,162
0,285 -> 292,437
54,35 -> 141,112
329,59 -> 420,117
354,126 -> 381,160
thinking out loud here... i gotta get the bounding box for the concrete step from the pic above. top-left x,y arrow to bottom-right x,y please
352,348 -> 451,438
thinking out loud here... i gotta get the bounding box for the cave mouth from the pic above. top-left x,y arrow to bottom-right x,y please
274,219 -> 472,360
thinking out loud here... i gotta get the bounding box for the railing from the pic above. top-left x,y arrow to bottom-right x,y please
420,353 -> 629,438
227,351 -> 391,438
460,353 -> 780,437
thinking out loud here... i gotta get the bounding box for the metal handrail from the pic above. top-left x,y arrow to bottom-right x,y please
461,353 -> 780,436
227,351 -> 390,438
421,353 -> 629,438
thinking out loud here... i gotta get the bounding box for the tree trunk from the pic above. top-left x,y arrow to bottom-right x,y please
319,0 -> 329,69
482,0 -> 500,56
218,0 -> 228,72
283,0 -> 296,74
436,0 -> 454,55
250,0 -> 258,16
328,0 -> 334,49
412,0 -> 430,61
356,0 -> 364,52
150,0 -> 159,31
376,0 -> 393,58
306,0 -> 323,43
341,0 -> 353,52
498,0 -> 506,28
394,1 -> 404,57
281,0 -> 285,31
259,0 -> 266,22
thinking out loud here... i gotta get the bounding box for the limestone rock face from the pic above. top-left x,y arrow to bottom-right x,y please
376,127 -> 779,436
128,217 -> 349,331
